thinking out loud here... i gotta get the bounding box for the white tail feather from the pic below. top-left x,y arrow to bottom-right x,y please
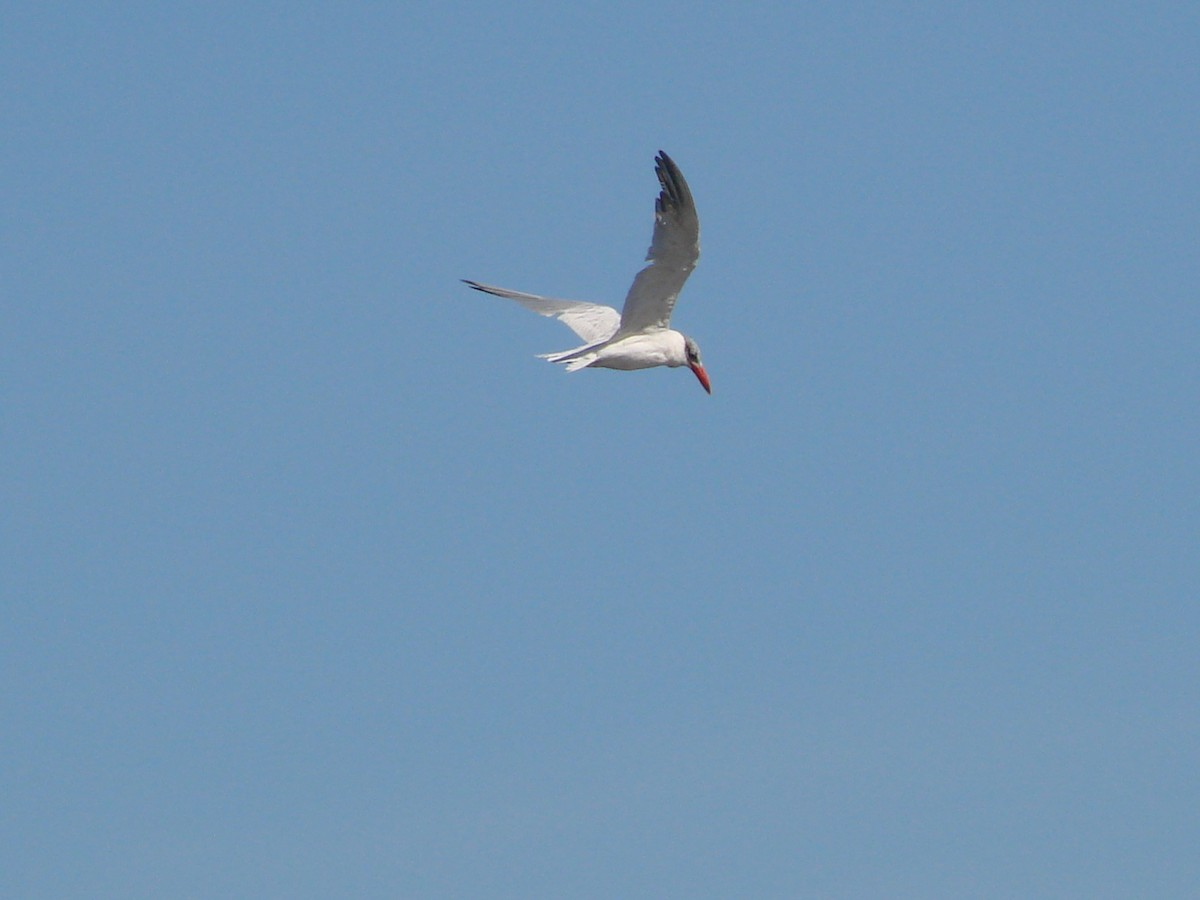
538,341 -> 602,369
563,354 -> 598,372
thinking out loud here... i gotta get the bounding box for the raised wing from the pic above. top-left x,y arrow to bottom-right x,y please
616,151 -> 700,335
462,279 -> 621,343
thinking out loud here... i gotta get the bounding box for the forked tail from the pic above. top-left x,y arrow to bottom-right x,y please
537,342 -> 601,371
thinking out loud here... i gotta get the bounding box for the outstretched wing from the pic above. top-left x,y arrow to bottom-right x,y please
616,151 -> 700,335
462,279 -> 621,343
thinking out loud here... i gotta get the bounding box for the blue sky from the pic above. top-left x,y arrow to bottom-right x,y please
4,2 -> 1198,897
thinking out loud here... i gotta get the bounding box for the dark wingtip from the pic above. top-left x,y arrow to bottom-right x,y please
653,151 -> 688,211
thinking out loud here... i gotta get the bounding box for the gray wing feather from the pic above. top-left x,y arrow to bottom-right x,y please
616,152 -> 700,335
462,279 -> 621,343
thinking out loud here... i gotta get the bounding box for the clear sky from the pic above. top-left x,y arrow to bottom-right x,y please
4,3 -> 1198,897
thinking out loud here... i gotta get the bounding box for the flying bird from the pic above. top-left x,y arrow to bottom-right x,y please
464,151 -> 711,394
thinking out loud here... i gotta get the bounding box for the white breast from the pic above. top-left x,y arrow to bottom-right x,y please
588,330 -> 688,371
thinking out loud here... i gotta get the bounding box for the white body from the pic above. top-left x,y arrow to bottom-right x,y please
566,330 -> 688,371
464,151 -> 712,394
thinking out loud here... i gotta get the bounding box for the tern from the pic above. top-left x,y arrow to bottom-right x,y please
464,151 -> 711,394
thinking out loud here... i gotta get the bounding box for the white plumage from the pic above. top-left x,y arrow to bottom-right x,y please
464,151 -> 711,394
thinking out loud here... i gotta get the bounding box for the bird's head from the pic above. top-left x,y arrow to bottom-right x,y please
683,336 -> 711,394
